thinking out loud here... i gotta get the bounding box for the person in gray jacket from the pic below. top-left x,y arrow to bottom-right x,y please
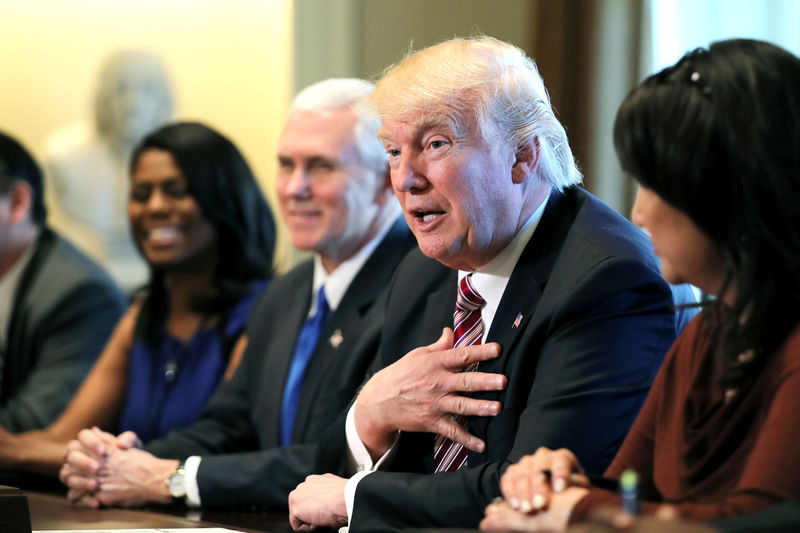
0,131 -> 125,434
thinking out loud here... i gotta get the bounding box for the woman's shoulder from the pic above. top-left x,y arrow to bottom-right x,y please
768,322 -> 800,376
118,298 -> 145,340
222,279 -> 269,336
125,294 -> 150,338
781,323 -> 800,354
670,311 -> 708,357
655,311 -> 711,383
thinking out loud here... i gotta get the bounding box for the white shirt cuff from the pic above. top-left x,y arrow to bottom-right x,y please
341,470 -> 372,532
345,403 -> 398,472
184,455 -> 202,508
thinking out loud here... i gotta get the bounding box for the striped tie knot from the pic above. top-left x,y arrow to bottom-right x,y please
456,274 -> 485,312
453,274 -> 485,349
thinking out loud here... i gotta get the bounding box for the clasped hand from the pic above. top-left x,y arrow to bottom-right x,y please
354,327 -> 507,458
60,427 -> 174,508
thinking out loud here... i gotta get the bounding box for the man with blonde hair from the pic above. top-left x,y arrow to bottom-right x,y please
289,37 -> 695,531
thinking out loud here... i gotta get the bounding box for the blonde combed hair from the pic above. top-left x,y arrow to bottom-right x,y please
367,37 -> 581,190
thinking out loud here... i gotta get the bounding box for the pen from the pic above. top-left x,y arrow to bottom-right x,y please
620,468 -> 638,516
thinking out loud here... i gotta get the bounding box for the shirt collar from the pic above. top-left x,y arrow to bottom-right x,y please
458,192 -> 550,338
309,215 -> 398,315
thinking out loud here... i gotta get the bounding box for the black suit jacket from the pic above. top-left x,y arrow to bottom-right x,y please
1,228 -> 125,431
145,218 -> 415,508
317,188 -> 696,531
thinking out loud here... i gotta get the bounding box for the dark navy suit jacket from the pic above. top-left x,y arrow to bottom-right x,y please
316,188 -> 696,531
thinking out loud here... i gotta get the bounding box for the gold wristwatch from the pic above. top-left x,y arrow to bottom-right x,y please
166,460 -> 187,504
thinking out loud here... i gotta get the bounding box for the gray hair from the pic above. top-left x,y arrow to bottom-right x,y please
290,78 -> 386,174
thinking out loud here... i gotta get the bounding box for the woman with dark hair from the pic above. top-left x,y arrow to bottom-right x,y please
479,39 -> 800,531
0,121 -> 275,477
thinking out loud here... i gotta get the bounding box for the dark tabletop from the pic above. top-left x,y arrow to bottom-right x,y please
26,490 -> 293,532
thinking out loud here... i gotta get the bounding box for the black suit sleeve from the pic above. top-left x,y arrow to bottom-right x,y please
350,258 -> 676,531
196,444 -> 317,508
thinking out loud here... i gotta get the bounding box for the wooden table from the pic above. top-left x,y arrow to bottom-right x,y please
27,491 -> 294,532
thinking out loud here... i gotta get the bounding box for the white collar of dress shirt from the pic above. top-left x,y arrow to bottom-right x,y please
0,240 -> 37,349
309,215 -> 399,316
458,192 -> 550,340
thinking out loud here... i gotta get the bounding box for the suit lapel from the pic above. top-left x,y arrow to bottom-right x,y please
7,229 -> 55,341
467,191 -> 576,463
480,191 -> 571,376
482,275 -> 542,374
419,276 -> 457,345
325,217 -> 414,329
3,229 -> 56,399
292,219 -> 415,442
264,264 -> 314,444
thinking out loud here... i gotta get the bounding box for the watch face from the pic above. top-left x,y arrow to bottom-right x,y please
168,471 -> 187,498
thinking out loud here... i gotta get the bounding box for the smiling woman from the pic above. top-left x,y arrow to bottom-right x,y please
0,121 -> 277,480
129,149 -> 217,275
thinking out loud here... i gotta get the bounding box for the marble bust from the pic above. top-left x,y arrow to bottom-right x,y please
44,50 -> 175,291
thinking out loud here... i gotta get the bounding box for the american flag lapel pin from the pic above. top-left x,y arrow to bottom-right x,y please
513,312 -> 523,328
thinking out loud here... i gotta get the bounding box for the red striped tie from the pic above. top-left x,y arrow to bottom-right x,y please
433,274 -> 485,472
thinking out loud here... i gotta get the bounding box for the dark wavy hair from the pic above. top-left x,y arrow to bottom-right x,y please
613,39 -> 800,388
0,131 -> 47,225
131,121 -> 276,343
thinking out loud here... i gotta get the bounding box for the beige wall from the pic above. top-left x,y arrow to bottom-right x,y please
0,0 -> 296,268
294,0 -> 532,90
359,0 -> 532,80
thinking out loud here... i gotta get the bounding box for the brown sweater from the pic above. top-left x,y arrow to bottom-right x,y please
571,314 -> 800,523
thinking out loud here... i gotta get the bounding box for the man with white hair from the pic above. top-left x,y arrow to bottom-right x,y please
59,78 -> 415,510
288,37 -> 696,531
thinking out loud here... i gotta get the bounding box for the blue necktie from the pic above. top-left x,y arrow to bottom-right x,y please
281,286 -> 330,446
